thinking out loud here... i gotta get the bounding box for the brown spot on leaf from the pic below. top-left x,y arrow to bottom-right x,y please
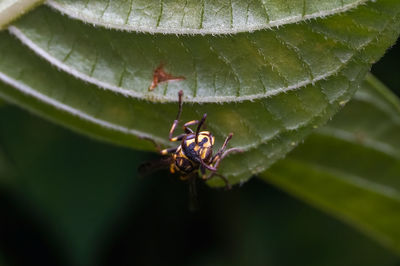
148,63 -> 185,91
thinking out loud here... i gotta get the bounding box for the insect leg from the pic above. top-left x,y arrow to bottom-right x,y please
160,147 -> 177,155
193,133 -> 235,176
195,114 -> 207,144
188,173 -> 199,211
200,164 -> 207,179
169,90 -> 184,141
199,158 -> 218,172
202,172 -> 232,190
199,132 -> 243,175
210,133 -> 234,168
170,133 -> 186,142
183,120 -> 198,134
210,147 -> 243,174
220,147 -> 243,160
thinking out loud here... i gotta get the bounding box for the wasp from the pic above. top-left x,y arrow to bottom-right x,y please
140,90 -> 240,191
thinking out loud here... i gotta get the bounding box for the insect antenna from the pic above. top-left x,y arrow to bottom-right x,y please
169,90 -> 184,140
176,90 -> 184,120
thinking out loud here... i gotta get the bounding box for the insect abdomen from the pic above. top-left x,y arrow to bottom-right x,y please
175,157 -> 195,173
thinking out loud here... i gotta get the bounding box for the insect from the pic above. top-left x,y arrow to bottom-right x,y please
158,90 -> 240,190
139,90 -> 241,209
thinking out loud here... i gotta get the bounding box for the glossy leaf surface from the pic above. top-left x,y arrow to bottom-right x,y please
0,0 -> 399,185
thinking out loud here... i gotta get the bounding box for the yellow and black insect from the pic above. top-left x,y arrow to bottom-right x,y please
140,90 -> 240,190
161,90 -> 240,189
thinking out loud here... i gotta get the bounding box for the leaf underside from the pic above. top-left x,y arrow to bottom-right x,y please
261,74 -> 400,253
0,0 -> 44,29
0,0 -> 399,185
46,0 -> 368,34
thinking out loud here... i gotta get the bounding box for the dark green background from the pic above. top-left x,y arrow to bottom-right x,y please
0,39 -> 399,266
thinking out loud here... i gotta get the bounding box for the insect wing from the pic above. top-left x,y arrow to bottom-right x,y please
138,156 -> 173,177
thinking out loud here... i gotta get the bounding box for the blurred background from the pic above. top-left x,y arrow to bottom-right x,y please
0,38 -> 399,266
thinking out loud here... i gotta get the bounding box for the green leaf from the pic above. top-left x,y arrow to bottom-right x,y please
46,0 -> 367,34
0,79 -> 156,151
10,1 -> 400,103
0,0 -> 399,185
0,0 -> 44,30
260,74 -> 400,253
